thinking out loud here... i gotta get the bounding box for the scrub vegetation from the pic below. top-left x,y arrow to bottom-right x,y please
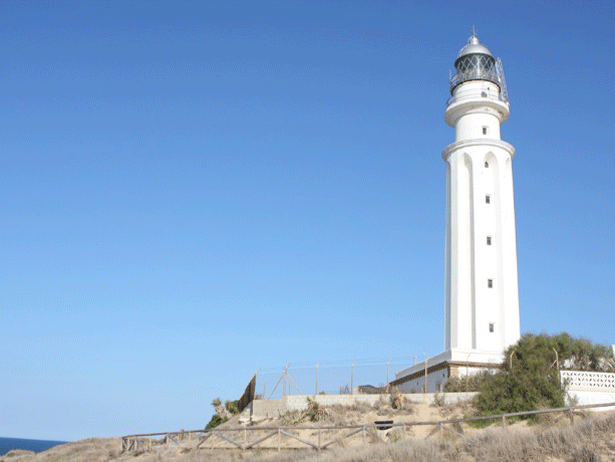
446,333 -> 614,420
472,333 -> 614,418
205,398 -> 242,430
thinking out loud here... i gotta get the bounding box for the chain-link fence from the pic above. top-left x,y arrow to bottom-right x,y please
254,357 -> 421,400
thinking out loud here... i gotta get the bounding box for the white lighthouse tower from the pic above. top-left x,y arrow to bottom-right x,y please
443,31 -> 520,360
395,32 -> 520,392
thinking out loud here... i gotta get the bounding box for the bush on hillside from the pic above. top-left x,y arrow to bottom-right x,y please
205,414 -> 227,430
224,399 -> 240,415
205,397 -> 240,430
474,333 -> 614,418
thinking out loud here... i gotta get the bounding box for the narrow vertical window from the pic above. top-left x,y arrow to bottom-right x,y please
484,161 -> 489,168
487,279 -> 493,288
489,323 -> 495,333
482,126 -> 488,135
485,195 -> 491,204
486,236 -> 492,245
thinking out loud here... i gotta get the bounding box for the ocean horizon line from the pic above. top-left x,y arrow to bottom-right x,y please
0,436 -> 69,456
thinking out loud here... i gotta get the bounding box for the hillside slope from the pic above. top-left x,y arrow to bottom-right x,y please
3,402 -> 614,462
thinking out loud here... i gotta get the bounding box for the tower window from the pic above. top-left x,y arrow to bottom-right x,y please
489,323 -> 495,333
488,279 -> 493,288
482,126 -> 488,135
486,236 -> 492,245
485,195 -> 491,204
484,161 -> 489,168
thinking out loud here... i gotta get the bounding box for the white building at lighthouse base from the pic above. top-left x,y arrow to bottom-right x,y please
392,349 -> 503,393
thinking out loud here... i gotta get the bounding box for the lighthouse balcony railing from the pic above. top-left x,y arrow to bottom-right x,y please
446,82 -> 509,107
450,68 -> 499,88
449,70 -> 507,98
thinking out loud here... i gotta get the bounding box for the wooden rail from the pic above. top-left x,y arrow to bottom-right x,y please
120,401 -> 615,453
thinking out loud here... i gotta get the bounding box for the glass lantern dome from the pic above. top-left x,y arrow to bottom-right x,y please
450,34 -> 506,98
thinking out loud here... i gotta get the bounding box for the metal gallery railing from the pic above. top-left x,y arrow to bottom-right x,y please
120,401 -> 615,453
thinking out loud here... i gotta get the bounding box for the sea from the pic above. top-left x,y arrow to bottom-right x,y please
0,437 -> 68,456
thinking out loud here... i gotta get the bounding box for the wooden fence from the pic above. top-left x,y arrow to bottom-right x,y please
121,401 -> 615,453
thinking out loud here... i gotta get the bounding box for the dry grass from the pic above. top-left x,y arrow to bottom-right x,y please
5,410 -> 615,462
252,412 -> 615,462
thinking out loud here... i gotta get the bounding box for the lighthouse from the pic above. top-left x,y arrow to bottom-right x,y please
443,32 -> 520,358
395,32 -> 521,392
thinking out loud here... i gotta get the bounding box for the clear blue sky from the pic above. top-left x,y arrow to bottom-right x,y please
1,0 -> 613,441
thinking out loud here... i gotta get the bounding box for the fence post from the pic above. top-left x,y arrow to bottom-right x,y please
317,428 -> 321,450
502,415 -> 507,430
351,359 -> 356,394
278,428 -> 281,452
568,409 -> 574,425
424,358 -> 428,397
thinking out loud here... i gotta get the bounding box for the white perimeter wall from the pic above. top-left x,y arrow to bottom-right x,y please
561,370 -> 615,412
250,392 -> 478,418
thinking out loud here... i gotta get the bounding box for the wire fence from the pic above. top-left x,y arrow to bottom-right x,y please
255,357 -> 422,400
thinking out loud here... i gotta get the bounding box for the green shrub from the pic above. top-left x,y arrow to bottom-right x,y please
205,414 -> 227,430
474,333 -> 613,419
224,399 -> 240,415
444,370 -> 493,392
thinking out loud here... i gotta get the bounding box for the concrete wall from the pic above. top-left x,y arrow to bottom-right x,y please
561,370 -> 615,392
286,394 -> 383,411
401,392 -> 477,405
251,392 -> 478,418
565,391 -> 615,412
251,399 -> 286,419
561,370 -> 615,412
